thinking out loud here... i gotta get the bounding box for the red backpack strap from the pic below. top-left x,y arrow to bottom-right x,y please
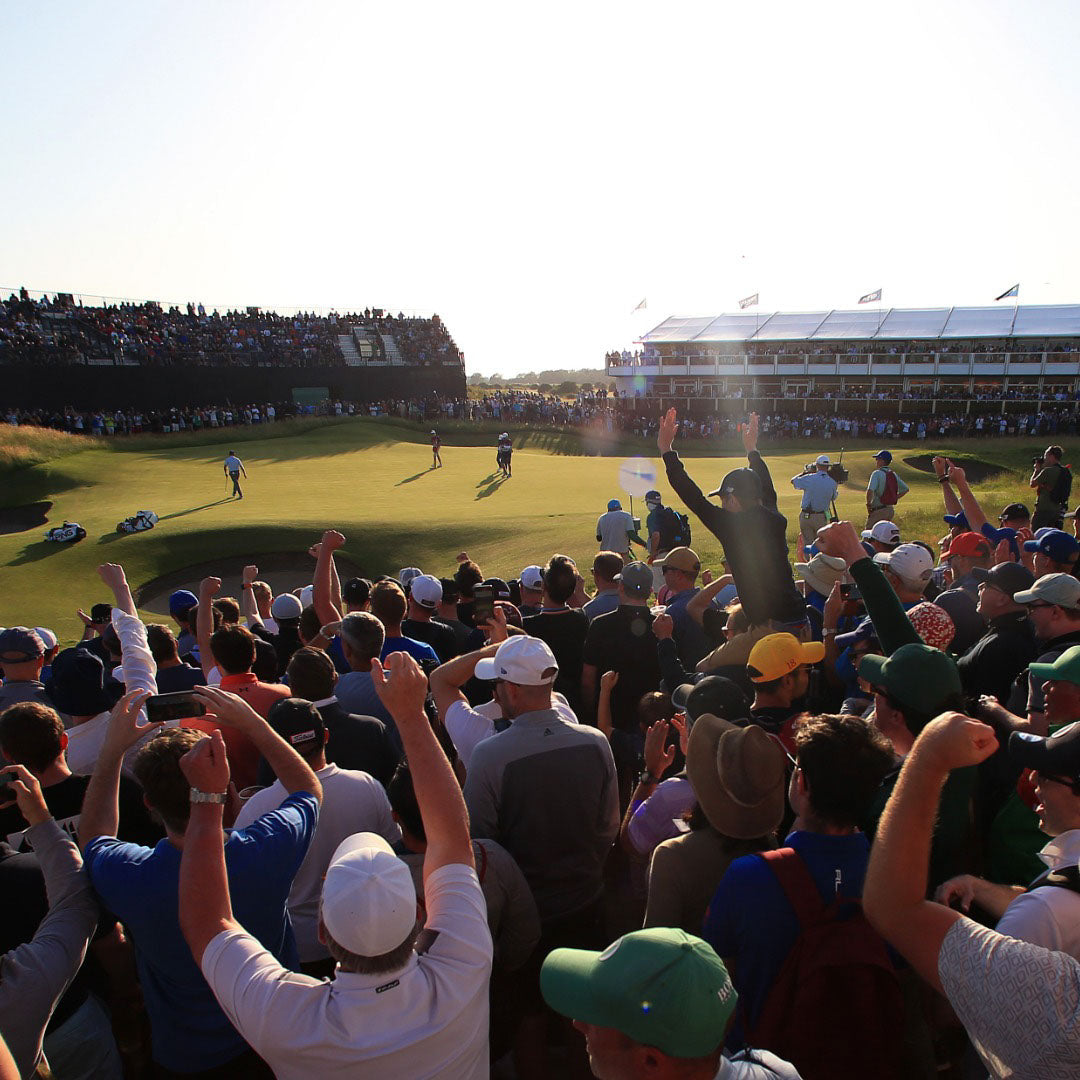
759,848 -> 826,930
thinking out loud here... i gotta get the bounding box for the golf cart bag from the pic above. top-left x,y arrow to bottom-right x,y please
116,510 -> 159,534
44,522 -> 87,543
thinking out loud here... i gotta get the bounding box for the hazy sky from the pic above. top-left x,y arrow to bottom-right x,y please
3,1 -> 1079,375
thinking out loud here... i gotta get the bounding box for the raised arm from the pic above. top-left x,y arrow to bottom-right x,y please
239,564 -> 262,629
863,712 -> 998,992
933,456 -> 965,519
196,576 -> 220,679
816,521 -> 920,654
78,690 -> 161,848
0,765 -> 100,1079
98,563 -> 157,698
314,530 -> 345,624
191,685 -> 323,801
686,574 -> 731,628
944,461 -> 989,533
373,652 -> 473,885
177,730 -> 236,964
742,414 -> 778,511
657,409 -> 726,531
430,642 -> 500,721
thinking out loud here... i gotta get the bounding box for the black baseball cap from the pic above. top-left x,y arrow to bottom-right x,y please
267,698 -> 326,754
999,503 -> 1030,523
342,577 -> 371,606
1009,722 -> 1080,785
970,562 -> 1035,598
671,676 -> 751,723
707,468 -> 761,502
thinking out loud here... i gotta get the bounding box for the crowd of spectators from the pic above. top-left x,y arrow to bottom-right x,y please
6,413 -> 1080,1077
0,290 -> 462,370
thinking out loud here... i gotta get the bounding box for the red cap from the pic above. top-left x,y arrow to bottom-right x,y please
941,531 -> 992,559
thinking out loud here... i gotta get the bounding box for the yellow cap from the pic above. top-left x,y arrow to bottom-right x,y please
746,633 -> 825,682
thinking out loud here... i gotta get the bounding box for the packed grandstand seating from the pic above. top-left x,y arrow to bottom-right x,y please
0,289 -> 463,369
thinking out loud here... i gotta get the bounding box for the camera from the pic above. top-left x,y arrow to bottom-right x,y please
827,463 -> 849,485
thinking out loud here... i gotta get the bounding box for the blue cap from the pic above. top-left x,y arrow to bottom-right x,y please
943,511 -> 968,528
608,499 -> 622,511
168,589 -> 198,616
1023,529 -> 1080,563
982,525 -> 1017,547
873,450 -> 893,464
836,617 -> 878,651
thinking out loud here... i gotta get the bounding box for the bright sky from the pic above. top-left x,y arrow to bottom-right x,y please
3,1 -> 1080,376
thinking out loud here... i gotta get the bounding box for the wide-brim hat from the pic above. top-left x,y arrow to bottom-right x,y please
685,714 -> 787,839
794,553 -> 847,598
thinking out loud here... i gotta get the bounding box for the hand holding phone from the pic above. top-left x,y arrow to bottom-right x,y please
146,691 -> 207,725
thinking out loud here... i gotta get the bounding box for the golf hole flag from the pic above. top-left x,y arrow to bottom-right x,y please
739,293 -> 759,309
995,284 -> 1020,301
858,289 -> 882,304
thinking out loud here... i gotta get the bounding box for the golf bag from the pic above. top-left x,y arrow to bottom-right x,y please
116,510 -> 159,534
44,522 -> 87,543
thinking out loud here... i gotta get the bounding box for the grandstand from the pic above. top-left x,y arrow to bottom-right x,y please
606,304 -> 1080,417
0,289 -> 467,409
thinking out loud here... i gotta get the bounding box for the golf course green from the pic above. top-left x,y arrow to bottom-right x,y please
0,416 -> 1048,645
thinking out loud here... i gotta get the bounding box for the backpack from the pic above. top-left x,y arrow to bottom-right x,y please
880,469 -> 899,506
746,848 -> 903,1080
1050,464 -> 1073,508
658,506 -> 692,550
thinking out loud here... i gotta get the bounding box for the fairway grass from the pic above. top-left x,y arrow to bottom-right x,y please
0,419 -> 1048,643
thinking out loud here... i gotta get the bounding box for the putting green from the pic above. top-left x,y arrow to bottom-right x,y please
0,418 -> 1044,645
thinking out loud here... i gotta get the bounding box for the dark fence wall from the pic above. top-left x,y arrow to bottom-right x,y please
1,363 -> 466,410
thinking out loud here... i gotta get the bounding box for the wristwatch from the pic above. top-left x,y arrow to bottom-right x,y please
190,789 -> 228,804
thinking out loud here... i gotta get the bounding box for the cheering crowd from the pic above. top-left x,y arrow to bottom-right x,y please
5,412 -> 1080,1078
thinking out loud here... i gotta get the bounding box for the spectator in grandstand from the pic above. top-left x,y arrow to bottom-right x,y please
178,653 -> 492,1078
865,449 -> 909,528
1030,444 -> 1071,530
790,455 -> 838,546
864,712 -> 1080,1078
657,409 -> 807,660
0,764 -> 103,1080
595,498 -> 646,561
0,627 -> 51,711
541,927 -> 800,1080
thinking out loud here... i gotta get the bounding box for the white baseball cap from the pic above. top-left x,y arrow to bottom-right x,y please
861,520 -> 901,546
873,543 -> 934,586
398,567 -> 423,587
815,454 -> 830,466
34,627 -> 58,650
409,574 -> 443,609
520,565 -> 545,591
299,584 -> 315,608
270,593 -> 303,619
320,833 -> 418,957
475,636 -> 559,685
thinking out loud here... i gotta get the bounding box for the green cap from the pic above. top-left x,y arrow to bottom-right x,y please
1029,644 -> 1080,689
540,928 -> 736,1058
857,642 -> 962,715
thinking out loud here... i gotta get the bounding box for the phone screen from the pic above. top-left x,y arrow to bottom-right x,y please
473,584 -> 495,625
146,692 -> 207,724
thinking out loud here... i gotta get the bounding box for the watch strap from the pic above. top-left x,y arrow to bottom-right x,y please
190,788 -> 228,804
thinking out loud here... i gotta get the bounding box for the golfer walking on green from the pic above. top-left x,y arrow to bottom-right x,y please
223,451 -> 247,499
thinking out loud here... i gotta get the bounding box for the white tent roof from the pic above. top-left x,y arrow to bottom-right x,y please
641,304 -> 1080,344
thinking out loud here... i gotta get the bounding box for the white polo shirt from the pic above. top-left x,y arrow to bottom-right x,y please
201,863 -> 492,1079
232,764 -> 400,963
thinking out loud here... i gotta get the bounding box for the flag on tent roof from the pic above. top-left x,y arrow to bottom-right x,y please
995,284 -> 1020,301
739,293 -> 759,309
632,298 -> 647,313
858,289 -> 882,304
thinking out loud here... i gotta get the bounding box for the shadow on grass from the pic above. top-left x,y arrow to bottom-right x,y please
475,474 -> 510,500
9,538 -> 81,565
157,499 -> 234,521
395,469 -> 436,487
